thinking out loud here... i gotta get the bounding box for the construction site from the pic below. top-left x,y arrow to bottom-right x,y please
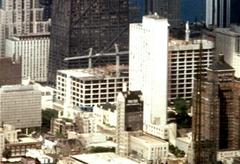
48,0 -> 132,83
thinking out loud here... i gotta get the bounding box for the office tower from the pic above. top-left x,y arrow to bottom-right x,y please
129,0 -> 144,23
206,0 -> 231,28
48,0 -> 129,84
0,57 -> 21,86
0,0 -> 50,56
192,55 -> 240,163
216,25 -> 240,78
39,0 -> 52,20
145,0 -> 180,26
168,39 -> 214,102
231,0 -> 240,24
116,91 -> 143,156
6,33 -> 50,82
0,85 -> 41,129
129,14 -> 169,139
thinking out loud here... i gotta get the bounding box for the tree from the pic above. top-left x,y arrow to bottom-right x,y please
2,148 -> 11,160
173,98 -> 188,114
173,98 -> 192,128
42,109 -> 58,132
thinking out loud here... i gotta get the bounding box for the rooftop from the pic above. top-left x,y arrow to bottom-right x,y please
0,85 -> 37,93
58,65 -> 128,80
132,134 -> 168,145
71,153 -> 138,164
208,54 -> 234,71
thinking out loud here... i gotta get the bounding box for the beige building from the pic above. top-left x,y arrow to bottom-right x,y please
54,65 -> 128,119
6,33 -> 50,82
0,85 -> 41,129
168,39 -> 214,101
0,0 -> 50,55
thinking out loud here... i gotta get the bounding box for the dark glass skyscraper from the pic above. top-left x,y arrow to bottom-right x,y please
145,0 -> 181,26
48,0 -> 130,83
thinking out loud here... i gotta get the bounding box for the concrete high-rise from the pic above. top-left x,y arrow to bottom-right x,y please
129,14 -> 169,139
48,0 -> 129,84
0,0 -> 50,55
145,0 -> 180,26
6,33 -> 50,82
192,55 -> 240,163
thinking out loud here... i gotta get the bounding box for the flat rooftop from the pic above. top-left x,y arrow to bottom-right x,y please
71,153 -> 138,164
58,65 -> 128,80
0,85 -> 36,93
132,134 -> 168,145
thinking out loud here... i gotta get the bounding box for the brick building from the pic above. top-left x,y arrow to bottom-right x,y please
192,54 -> 240,163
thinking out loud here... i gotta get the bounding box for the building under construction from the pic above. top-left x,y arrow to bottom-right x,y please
48,0 -> 131,83
192,54 -> 240,163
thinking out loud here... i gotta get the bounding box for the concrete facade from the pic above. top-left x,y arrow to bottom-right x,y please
0,85 -> 41,129
168,39 -> 214,101
216,26 -> 240,78
6,33 -> 50,82
0,0 -> 50,55
129,14 -> 169,139
54,66 -> 128,118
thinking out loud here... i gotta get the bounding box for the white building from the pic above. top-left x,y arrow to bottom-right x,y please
0,0 -> 50,55
54,66 -> 128,118
62,153 -> 139,164
129,14 -> 169,139
26,149 -> 54,164
0,85 -> 41,129
216,26 -> 240,78
6,33 -> 50,82
130,135 -> 169,164
93,103 -> 117,128
168,39 -> 214,101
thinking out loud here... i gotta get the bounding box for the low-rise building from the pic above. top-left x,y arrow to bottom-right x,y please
26,149 -> 54,164
58,153 -> 139,164
93,103 -> 117,128
130,134 -> 169,164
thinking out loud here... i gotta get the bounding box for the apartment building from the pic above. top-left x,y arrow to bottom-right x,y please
168,39 -> 214,102
6,33 -> 50,82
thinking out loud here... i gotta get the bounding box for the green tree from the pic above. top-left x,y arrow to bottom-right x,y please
2,148 -> 11,160
42,109 -> 58,132
174,98 -> 188,114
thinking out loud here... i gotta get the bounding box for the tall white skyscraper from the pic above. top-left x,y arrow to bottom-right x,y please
0,0 -> 50,55
129,14 -> 169,139
206,0 -> 231,28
